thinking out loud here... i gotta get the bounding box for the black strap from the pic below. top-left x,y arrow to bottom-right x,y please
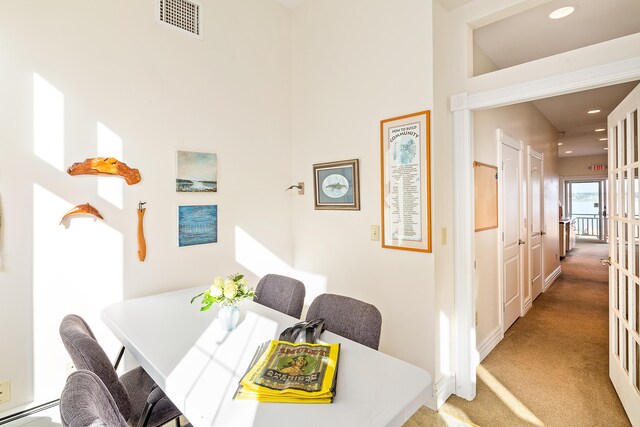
279,318 -> 326,343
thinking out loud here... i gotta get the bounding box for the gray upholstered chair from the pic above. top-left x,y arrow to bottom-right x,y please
59,314 -> 182,427
253,274 -> 306,318
60,370 -> 128,427
306,293 -> 382,349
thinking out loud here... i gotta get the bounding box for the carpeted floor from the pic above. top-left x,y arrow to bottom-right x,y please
406,242 -> 631,427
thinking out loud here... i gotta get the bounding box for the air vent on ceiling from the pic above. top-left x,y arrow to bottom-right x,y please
156,0 -> 202,39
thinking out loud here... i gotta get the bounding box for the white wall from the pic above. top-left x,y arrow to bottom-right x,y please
559,154 -> 608,177
473,102 -> 560,347
290,0 -> 438,376
0,0 -> 293,411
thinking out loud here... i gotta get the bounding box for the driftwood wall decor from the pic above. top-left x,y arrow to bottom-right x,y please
60,203 -> 104,225
137,202 -> 147,262
67,157 -> 141,185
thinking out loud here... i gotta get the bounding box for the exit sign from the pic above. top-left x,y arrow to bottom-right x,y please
590,164 -> 606,171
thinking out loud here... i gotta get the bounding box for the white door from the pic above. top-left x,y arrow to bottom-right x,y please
529,147 -> 544,301
500,130 -> 523,331
608,82 -> 640,426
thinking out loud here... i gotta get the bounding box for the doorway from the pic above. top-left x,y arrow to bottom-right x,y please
451,68 -> 640,402
564,179 -> 608,242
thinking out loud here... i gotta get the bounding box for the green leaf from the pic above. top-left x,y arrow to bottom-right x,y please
190,292 -> 204,304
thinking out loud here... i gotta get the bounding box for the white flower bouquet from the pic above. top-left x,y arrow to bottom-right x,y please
191,273 -> 255,310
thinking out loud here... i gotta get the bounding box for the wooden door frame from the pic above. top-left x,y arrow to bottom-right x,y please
451,57 -> 640,401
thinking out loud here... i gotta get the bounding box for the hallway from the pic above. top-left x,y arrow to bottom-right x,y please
408,242 -> 631,426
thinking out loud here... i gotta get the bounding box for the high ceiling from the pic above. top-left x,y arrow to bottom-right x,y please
474,0 -> 640,70
473,0 -> 640,158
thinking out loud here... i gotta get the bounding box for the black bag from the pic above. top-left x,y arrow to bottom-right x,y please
278,318 -> 326,343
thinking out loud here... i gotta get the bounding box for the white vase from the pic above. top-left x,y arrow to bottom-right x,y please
217,304 -> 240,331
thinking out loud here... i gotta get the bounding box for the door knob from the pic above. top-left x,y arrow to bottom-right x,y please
540,231 -> 546,235
600,258 -> 611,266
518,239 -> 525,245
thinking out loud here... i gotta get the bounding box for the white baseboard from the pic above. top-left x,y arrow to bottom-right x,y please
425,375 -> 455,410
544,266 -> 562,292
477,324 -> 503,362
523,296 -> 532,315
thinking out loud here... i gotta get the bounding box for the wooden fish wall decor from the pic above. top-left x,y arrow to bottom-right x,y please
67,157 -> 141,185
59,203 -> 104,225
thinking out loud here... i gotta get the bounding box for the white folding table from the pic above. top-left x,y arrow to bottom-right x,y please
102,287 -> 431,427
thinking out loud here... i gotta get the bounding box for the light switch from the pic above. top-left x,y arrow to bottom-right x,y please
370,225 -> 380,241
0,380 -> 11,404
441,227 -> 447,245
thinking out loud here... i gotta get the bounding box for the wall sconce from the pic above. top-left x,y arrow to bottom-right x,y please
285,182 -> 304,195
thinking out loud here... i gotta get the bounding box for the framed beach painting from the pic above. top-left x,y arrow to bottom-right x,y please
176,150 -> 217,192
313,159 -> 360,210
178,205 -> 217,247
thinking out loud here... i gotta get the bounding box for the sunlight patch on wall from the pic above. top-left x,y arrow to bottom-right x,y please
32,183 -> 124,402
33,73 -> 64,171
97,122 -> 124,209
234,226 -> 327,305
476,365 -> 544,426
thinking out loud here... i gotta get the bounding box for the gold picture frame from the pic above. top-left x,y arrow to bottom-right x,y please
313,159 -> 360,210
380,110 -> 432,252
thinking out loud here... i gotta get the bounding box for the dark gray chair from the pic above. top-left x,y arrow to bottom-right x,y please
59,314 -> 182,427
306,293 -> 382,349
60,370 -> 128,427
253,274 -> 306,318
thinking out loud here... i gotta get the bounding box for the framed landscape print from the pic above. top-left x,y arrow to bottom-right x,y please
380,110 -> 432,252
313,159 -> 360,210
178,205 -> 217,247
176,150 -> 217,192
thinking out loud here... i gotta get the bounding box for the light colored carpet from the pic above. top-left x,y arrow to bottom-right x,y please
406,242 -> 631,427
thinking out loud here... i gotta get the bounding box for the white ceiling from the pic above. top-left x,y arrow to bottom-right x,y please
474,0 -> 640,70
473,0 -> 640,158
532,81 -> 639,158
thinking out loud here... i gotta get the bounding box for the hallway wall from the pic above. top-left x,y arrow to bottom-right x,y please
559,154 -> 608,177
473,102 -> 560,348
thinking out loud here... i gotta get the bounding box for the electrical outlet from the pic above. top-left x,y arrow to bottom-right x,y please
370,225 -> 380,241
441,227 -> 447,245
0,380 -> 11,404
475,311 -> 479,326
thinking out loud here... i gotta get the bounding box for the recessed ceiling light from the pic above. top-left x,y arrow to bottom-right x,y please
595,128 -> 605,132
558,142 -> 563,146
565,150 -> 573,154
549,6 -> 576,20
600,138 -> 608,141
588,109 -> 601,114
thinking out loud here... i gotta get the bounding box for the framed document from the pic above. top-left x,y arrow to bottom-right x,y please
380,110 -> 431,252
